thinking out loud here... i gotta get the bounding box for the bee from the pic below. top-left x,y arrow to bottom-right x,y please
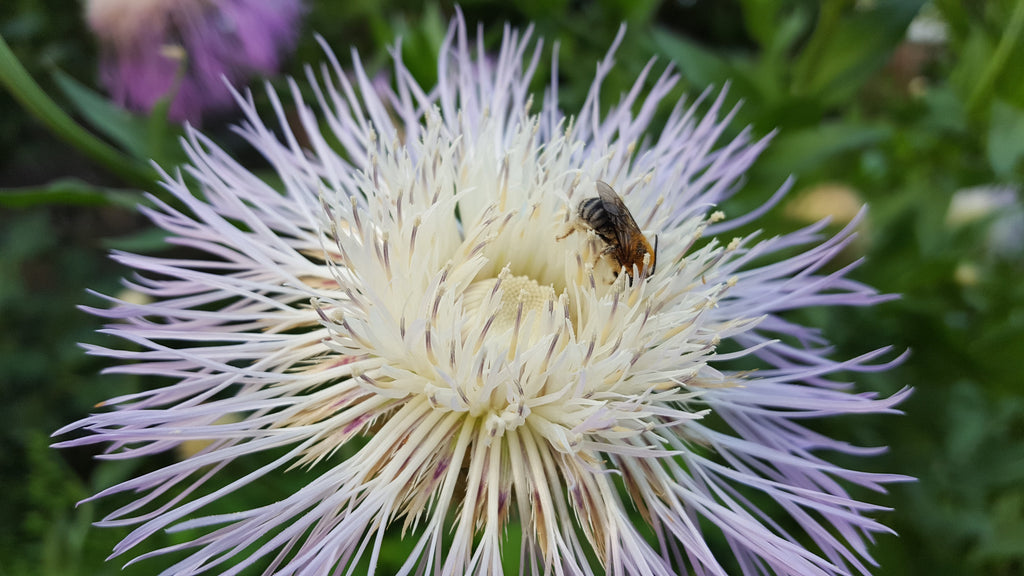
569,181 -> 657,281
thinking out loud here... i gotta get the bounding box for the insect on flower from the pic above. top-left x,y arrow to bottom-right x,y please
564,180 -> 658,281
54,12 -> 912,576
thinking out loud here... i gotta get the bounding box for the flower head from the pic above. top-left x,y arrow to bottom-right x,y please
85,0 -> 304,123
58,15 -> 910,576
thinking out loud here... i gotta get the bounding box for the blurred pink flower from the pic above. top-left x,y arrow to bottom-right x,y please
86,0 -> 304,123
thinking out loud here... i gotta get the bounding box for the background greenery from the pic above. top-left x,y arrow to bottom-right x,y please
2,0 -> 1023,574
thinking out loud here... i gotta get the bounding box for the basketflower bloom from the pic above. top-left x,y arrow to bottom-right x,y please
85,0 -> 304,123
57,15 -> 911,576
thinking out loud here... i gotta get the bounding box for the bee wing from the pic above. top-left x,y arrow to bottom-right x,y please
595,181 -> 626,216
595,180 -> 645,249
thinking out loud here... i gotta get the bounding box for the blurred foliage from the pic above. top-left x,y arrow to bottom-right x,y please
2,0 -> 1024,574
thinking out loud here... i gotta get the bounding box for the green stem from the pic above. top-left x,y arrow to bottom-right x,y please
792,0 -> 850,95
967,0 -> 1024,114
0,34 -> 155,188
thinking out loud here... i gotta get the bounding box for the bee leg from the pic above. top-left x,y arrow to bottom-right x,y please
597,245 -> 627,278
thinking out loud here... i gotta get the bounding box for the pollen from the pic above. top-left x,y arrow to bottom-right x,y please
462,271 -> 557,337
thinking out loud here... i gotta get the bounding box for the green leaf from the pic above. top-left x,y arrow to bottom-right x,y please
101,227 -> 171,253
967,0 -> 1024,113
51,68 -> 147,155
751,121 -> 892,182
792,0 -> 926,106
650,27 -> 737,90
738,0 -> 785,49
146,94 -> 178,163
51,68 -> 182,164
988,99 -> 1024,179
392,4 -> 449,89
972,492 -> 1024,562
0,34 -> 155,186
608,0 -> 662,24
921,86 -> 969,135
0,179 -> 144,209
948,22 -> 995,103
766,7 -> 813,60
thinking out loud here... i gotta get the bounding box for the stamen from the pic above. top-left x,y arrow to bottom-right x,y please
425,322 -> 436,364
507,296 -> 525,362
350,196 -> 363,237
382,233 -> 392,282
409,216 -> 421,262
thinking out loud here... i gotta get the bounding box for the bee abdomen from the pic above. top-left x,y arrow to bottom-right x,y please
578,198 -> 616,243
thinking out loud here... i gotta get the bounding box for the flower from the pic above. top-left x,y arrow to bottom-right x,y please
946,185 -> 1019,228
85,0 -> 304,123
947,185 -> 1024,261
56,14 -> 911,576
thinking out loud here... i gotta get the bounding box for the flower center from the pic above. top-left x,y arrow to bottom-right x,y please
462,270 -> 557,339
453,269 -> 561,432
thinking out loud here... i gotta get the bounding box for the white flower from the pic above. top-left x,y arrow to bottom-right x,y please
57,14 -> 910,576
946,185 -> 1019,228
